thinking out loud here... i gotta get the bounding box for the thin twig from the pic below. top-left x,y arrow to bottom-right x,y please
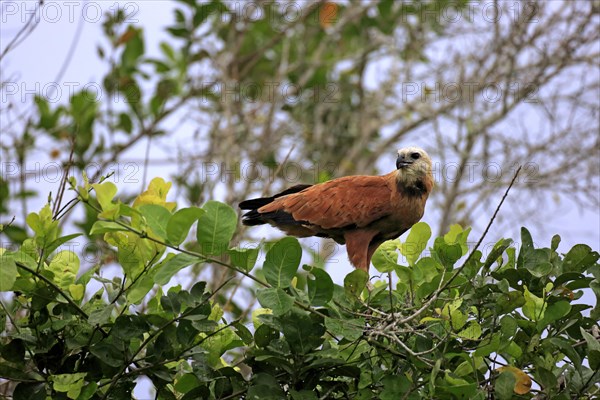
436,165 -> 522,293
398,166 -> 522,325
52,142 -> 75,219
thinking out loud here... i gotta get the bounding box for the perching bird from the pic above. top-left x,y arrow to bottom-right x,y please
239,147 -> 434,273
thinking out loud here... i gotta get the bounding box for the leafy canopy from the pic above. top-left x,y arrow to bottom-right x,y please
0,176 -> 599,399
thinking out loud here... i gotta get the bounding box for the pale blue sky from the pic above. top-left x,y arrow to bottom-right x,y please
2,1 -> 597,246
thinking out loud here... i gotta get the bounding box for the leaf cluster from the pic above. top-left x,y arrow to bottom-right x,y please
1,177 -> 599,399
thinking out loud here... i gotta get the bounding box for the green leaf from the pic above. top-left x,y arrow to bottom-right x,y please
47,251 -> 80,290
52,372 -> 87,399
199,324 -> 238,367
503,341 -> 523,360
91,182 -> 119,218
263,237 -> 302,288
159,41 -> 176,60
282,312 -> 326,353
580,327 -> 600,352
112,315 -> 149,340
91,181 -> 117,210
139,204 -> 171,239
440,299 -> 466,330
517,227 -> 534,268
304,265 -> 334,306
197,201 -> 237,256
26,204 -> 59,245
69,284 -> 84,301
0,367 -> 42,387
538,300 -> 571,328
413,257 -> 440,284
70,90 -> 97,155
458,321 -> 482,340
444,224 -> 471,255
535,367 -> 557,393
90,221 -> 125,235
167,207 -> 204,245
549,337 -> 582,373
1,339 -> 25,363
194,2 -> 222,27
233,322 -> 254,345
127,275 -> 154,304
256,288 -> 295,315
483,238 -> 513,271
399,222 -> 431,266
0,255 -> 17,291
78,382 -> 98,400
381,375 -> 411,400
563,244 -> 599,273
372,239 -> 400,273
500,315 -> 517,338
228,247 -> 259,273
528,260 -> 553,277
247,373 -> 285,399
44,233 -> 82,255
551,234 -> 561,251
118,112 -> 133,134
289,389 -> 318,400
522,286 -> 546,322
474,334 -> 501,357
495,370 -> 516,400
254,323 -> 279,348
121,27 -> 144,68
35,95 -> 61,130
589,350 -> 600,371
344,269 -> 368,297
88,305 -> 114,326
154,253 -> 201,285
524,248 -> 553,277
433,238 -> 462,268
89,340 -> 122,367
496,291 -> 525,313
324,316 -> 365,341
2,224 -> 28,243
175,373 -> 200,394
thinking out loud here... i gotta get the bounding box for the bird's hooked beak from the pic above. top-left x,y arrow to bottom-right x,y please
396,154 -> 413,169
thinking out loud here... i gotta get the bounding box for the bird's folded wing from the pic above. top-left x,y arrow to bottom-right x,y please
259,175 -> 393,229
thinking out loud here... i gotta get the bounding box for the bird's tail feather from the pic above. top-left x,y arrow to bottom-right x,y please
239,184 -> 312,226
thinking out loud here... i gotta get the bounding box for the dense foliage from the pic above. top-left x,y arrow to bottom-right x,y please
1,177 -> 599,399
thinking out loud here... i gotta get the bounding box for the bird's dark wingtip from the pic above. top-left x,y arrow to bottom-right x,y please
240,184 -> 313,226
241,209 -> 266,226
239,197 -> 271,210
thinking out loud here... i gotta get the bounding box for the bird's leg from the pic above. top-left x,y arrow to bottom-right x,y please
366,241 -> 384,270
344,230 -> 379,273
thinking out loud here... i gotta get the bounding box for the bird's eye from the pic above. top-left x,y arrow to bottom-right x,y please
411,152 -> 421,160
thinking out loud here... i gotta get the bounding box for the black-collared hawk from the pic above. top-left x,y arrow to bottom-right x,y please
239,147 -> 434,273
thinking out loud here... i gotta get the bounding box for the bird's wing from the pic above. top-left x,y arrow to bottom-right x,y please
258,174 -> 393,229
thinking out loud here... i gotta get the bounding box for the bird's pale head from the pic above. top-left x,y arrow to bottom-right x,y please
395,146 -> 433,186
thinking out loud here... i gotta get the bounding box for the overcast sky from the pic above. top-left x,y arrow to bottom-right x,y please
2,1 -> 597,245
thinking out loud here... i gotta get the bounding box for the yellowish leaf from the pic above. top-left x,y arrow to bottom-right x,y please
116,26 -> 137,45
133,177 -> 176,211
497,366 -> 532,394
69,284 -> 84,301
319,2 -> 338,29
